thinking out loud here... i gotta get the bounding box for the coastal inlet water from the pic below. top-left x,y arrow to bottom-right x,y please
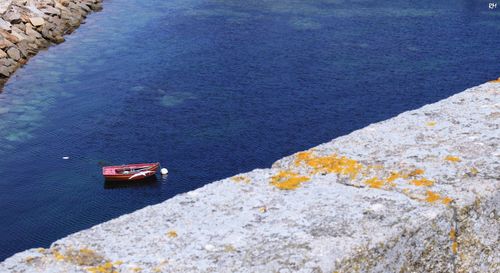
0,0 -> 499,260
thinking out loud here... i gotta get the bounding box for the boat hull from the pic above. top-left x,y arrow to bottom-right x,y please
102,163 -> 160,181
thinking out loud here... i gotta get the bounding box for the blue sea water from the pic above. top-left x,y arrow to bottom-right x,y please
0,0 -> 499,260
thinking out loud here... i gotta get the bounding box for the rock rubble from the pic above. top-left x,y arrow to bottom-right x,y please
0,0 -> 102,87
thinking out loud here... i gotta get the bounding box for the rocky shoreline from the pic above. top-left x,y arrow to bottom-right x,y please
0,0 -> 102,88
0,81 -> 498,272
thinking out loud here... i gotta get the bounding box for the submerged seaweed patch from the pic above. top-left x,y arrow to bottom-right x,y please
158,92 -> 196,108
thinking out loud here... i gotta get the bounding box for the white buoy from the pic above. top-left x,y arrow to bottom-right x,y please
62,156 -> 69,160
161,168 -> 169,175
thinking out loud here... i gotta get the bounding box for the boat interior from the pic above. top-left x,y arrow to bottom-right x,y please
115,167 -> 151,174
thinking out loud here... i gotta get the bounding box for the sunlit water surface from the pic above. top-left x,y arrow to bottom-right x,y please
0,0 -> 499,260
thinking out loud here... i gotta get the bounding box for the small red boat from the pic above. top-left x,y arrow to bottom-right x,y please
102,162 -> 160,181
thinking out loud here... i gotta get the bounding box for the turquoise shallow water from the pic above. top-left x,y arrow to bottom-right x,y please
0,0 -> 499,260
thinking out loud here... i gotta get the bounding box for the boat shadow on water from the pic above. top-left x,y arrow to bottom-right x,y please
103,175 -> 160,190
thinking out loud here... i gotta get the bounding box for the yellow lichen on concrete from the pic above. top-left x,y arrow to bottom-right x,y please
386,172 -> 402,186
424,191 -> 452,205
47,247 -> 118,273
449,228 -> 458,254
86,262 -> 117,273
231,175 -> 251,184
224,244 -> 236,252
53,250 -> 65,261
408,169 -> 424,177
445,155 -> 461,162
294,152 -> 439,191
24,256 -> 36,264
62,248 -> 105,266
441,197 -> 453,205
294,151 -> 363,179
410,178 -> 434,187
166,230 -> 178,238
425,191 -> 441,203
270,170 -> 310,190
294,151 -> 313,166
365,177 -> 385,189
271,170 -> 310,190
367,171 -> 433,188
290,150 -> 457,208
426,121 -> 437,127
449,228 -> 456,240
452,242 -> 458,254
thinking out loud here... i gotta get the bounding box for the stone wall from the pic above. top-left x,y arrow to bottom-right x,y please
0,80 -> 499,272
0,0 -> 102,87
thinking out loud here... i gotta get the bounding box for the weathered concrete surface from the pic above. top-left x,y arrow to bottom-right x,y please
0,0 -> 103,87
0,80 -> 499,272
